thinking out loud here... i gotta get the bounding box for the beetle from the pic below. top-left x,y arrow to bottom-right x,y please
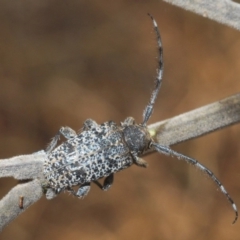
43,14 -> 238,224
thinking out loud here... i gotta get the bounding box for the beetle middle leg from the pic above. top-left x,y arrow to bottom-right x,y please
46,126 -> 77,153
93,173 -> 114,191
66,183 -> 91,198
76,183 -> 91,198
82,119 -> 99,130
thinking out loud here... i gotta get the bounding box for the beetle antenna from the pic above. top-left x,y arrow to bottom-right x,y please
151,142 -> 238,224
142,14 -> 164,125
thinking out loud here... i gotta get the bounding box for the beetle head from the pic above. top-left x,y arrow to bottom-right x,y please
123,124 -> 151,154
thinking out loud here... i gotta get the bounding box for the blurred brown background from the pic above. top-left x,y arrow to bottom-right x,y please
1,0 -> 240,239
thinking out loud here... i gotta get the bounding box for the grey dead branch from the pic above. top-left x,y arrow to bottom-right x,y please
1,0 -> 240,232
162,0 -> 240,31
1,93 -> 240,231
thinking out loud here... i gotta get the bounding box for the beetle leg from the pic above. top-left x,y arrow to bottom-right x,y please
133,156 -> 148,168
46,126 -> 77,153
59,126 -> 77,139
45,188 -> 58,200
82,119 -> 99,130
121,117 -> 135,127
75,183 -> 91,198
93,173 -> 114,191
103,173 -> 114,190
93,180 -> 102,189
106,121 -> 118,130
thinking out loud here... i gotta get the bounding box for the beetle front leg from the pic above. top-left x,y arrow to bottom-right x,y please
121,117 -> 135,127
94,173 -> 114,191
46,126 -> 77,153
133,156 -> 148,168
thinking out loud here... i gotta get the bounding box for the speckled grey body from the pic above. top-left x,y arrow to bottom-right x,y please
44,117 -> 151,198
45,121 -> 134,193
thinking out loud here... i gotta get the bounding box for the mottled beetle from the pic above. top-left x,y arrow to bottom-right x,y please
43,14 -> 238,224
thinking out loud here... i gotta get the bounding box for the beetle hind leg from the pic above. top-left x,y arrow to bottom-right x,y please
102,173 -> 114,190
94,173 -> 114,191
45,188 -> 58,200
46,126 -> 77,153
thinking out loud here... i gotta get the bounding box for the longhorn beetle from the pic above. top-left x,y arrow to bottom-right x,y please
43,14 -> 238,224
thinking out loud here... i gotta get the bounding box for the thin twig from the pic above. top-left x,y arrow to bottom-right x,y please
0,151 -> 46,231
162,0 -> 240,31
0,179 -> 43,232
1,93 -> 240,231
